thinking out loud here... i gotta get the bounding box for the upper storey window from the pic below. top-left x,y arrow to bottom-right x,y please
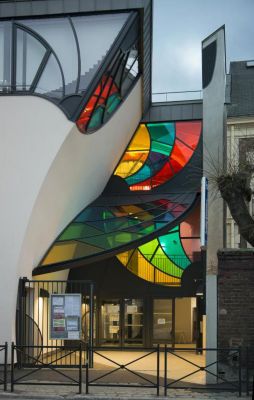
0,12 -> 140,132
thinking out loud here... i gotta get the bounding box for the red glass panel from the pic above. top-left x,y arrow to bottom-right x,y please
170,139 -> 193,169
76,74 -> 119,133
151,162 -> 174,187
175,121 -> 201,150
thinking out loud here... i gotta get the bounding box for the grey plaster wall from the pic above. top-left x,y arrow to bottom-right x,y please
143,100 -> 202,122
202,26 -> 226,273
202,26 -> 226,375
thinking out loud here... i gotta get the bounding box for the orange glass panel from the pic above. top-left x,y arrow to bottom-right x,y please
180,203 -> 200,238
181,238 -> 200,258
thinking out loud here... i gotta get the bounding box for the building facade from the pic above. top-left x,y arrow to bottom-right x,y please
0,0 -> 231,365
226,60 -> 254,248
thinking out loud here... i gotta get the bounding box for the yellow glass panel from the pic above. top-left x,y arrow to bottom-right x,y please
129,124 -> 150,151
115,124 -> 150,177
42,243 -> 77,266
117,251 -> 181,287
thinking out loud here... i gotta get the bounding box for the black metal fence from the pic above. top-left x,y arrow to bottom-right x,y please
85,345 -> 160,396
11,343 -> 83,393
16,278 -> 95,368
0,343 -> 8,391
2,342 -> 253,397
164,346 -> 242,397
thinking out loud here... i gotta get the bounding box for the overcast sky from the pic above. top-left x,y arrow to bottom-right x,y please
152,0 -> 254,95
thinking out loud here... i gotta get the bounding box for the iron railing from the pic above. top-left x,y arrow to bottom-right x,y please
164,346 -> 242,397
152,90 -> 202,103
85,345 -> 160,396
0,343 -> 8,391
11,343 -> 83,393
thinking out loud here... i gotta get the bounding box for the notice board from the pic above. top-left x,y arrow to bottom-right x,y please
49,294 -> 81,340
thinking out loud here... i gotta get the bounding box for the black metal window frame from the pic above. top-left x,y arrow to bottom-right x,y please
0,11 -> 142,129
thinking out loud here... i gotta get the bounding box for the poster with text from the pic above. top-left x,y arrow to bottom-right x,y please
49,294 -> 81,340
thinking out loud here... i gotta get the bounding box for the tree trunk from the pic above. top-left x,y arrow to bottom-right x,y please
217,174 -> 254,247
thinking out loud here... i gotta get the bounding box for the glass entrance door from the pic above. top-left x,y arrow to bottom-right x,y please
100,298 -> 143,346
153,299 -> 173,344
124,299 -> 143,345
101,299 -> 121,345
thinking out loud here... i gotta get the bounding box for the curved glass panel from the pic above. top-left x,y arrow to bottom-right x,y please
117,204 -> 201,286
0,22 -> 11,91
16,28 -> 46,91
20,18 -> 79,95
38,194 -> 193,268
115,124 -> 150,178
115,121 -> 202,190
76,33 -> 140,133
72,13 -> 129,93
35,54 -> 63,98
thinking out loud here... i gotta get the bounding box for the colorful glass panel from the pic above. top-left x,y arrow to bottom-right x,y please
39,194 -> 192,268
115,121 -> 202,190
116,204 -> 201,286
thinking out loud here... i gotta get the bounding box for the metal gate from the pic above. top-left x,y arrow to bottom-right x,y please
16,278 -> 94,367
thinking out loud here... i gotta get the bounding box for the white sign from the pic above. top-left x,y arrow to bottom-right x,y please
157,318 -> 166,325
127,305 -> 138,313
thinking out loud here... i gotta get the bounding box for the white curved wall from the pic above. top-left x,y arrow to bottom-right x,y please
0,78 -> 142,348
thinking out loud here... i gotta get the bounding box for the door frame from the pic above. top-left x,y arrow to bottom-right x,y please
97,297 -> 144,347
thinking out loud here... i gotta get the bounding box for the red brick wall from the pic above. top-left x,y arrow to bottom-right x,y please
218,250 -> 254,352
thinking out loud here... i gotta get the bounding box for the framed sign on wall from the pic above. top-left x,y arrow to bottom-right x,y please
49,294 -> 81,340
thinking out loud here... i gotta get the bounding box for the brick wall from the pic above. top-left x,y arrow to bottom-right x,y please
218,249 -> 254,354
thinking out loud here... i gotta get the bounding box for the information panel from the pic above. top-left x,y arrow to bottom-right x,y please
50,294 -> 81,340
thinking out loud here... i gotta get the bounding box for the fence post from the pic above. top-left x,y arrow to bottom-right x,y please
85,360 -> 89,394
246,347 -> 249,396
79,343 -> 82,394
156,344 -> 160,396
164,345 -> 167,396
10,343 -> 14,393
4,342 -> 7,391
238,347 -> 242,397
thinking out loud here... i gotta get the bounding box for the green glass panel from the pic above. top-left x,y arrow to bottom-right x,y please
105,93 -> 121,116
88,106 -> 103,129
58,223 -> 102,241
126,164 -> 151,185
151,141 -> 172,156
152,246 -> 183,278
138,224 -> 155,235
159,231 -> 190,269
82,232 -> 142,250
139,239 -> 159,261
147,122 -> 175,146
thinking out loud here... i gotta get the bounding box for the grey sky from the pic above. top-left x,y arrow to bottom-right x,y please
152,0 -> 254,94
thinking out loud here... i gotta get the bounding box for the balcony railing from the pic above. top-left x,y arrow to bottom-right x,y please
152,90 -> 202,103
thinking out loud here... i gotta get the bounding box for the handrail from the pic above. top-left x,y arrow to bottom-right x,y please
0,343 -> 8,391
152,90 -> 202,102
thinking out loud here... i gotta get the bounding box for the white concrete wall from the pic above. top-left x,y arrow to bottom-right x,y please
0,78 -> 142,353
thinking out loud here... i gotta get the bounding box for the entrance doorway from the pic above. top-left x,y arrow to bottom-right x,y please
152,298 -> 197,347
99,298 -> 143,346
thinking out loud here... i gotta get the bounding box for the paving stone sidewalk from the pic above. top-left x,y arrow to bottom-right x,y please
0,384 -> 251,400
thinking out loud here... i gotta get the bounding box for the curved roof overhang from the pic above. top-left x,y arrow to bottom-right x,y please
33,191 -> 199,276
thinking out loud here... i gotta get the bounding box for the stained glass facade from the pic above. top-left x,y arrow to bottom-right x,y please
39,194 -> 195,269
114,121 -> 202,190
117,205 -> 200,286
